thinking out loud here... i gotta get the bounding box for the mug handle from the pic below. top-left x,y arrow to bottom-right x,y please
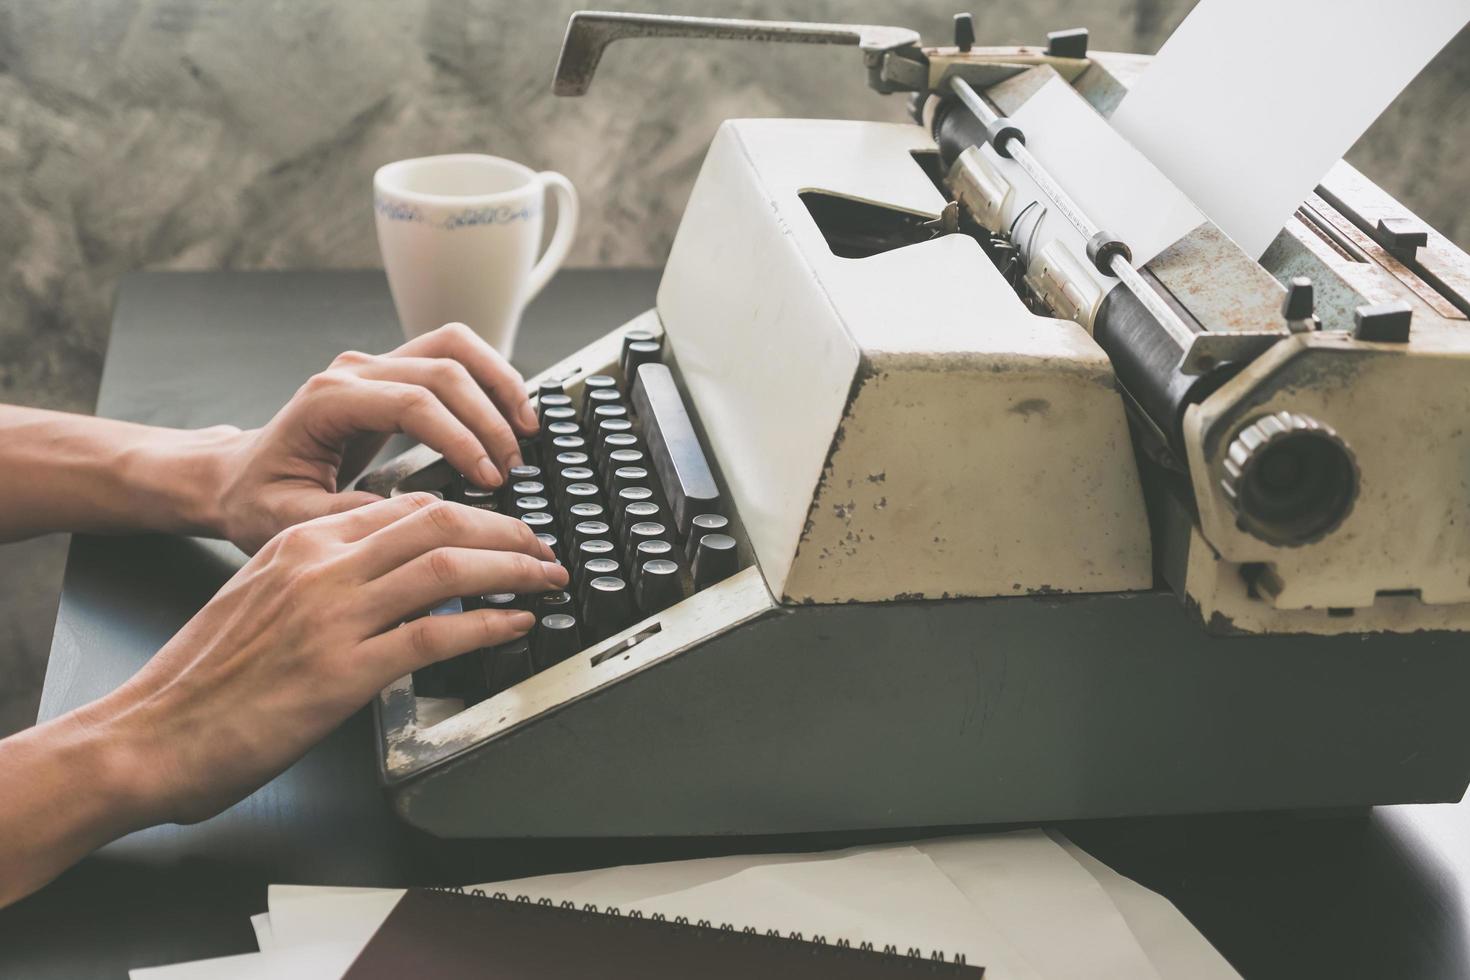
524,171 -> 579,300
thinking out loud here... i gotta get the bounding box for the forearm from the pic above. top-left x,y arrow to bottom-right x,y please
0,705 -> 156,907
0,406 -> 238,542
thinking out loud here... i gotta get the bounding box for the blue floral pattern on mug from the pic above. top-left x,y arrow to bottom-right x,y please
375,193 -> 539,229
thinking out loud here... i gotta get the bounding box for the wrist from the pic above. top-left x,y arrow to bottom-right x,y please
118,425 -> 245,539
0,702 -> 163,904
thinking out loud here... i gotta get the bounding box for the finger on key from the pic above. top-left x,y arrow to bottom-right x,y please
391,323 -> 538,438
304,374 -> 502,489
297,491 -> 443,543
348,356 -> 523,477
353,500 -> 554,580
362,607 -> 536,676
365,548 -> 569,628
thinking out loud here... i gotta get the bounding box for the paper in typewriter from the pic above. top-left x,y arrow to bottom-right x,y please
1110,0 -> 1470,259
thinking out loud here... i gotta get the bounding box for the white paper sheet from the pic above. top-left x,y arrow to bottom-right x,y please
1110,0 -> 1470,258
163,833 -> 1236,980
1054,834 -> 1239,980
248,913 -> 274,953
130,943 -> 361,980
918,832 -> 1165,979
1007,76 -> 1207,266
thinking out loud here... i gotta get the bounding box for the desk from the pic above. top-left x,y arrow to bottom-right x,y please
3,270 -> 1469,978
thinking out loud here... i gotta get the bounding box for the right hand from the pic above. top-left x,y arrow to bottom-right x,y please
78,493 -> 568,827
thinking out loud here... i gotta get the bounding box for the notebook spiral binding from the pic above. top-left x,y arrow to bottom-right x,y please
432,886 -> 974,972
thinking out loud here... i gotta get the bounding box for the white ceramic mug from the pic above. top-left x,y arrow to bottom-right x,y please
373,153 -> 578,355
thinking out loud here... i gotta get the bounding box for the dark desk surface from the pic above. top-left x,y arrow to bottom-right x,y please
4,270 -> 1470,979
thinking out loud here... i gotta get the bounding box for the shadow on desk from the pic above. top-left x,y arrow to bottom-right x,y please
4,803 -> 1468,978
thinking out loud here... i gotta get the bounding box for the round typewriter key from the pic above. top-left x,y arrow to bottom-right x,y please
520,512 -> 555,536
552,434 -> 587,453
572,520 -> 612,554
538,377 -> 567,398
531,613 -> 582,671
568,501 -> 604,523
511,480 -> 546,498
538,590 -> 573,614
685,513 -> 731,563
583,374 -> 618,393
612,465 -> 650,495
625,521 -> 667,568
635,538 -> 674,564
607,448 -> 645,470
508,464 -> 542,482
592,403 -> 628,424
542,404 -> 576,425
480,592 -> 519,612
534,531 -> 559,555
554,451 -> 590,470
636,558 -> 685,615
582,575 -> 635,642
622,328 -> 657,347
557,466 -> 596,485
692,533 -> 739,590
513,496 -> 550,518
460,485 -> 497,510
621,339 -> 662,381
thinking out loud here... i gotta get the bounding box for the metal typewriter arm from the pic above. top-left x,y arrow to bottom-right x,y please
553,10 -> 927,96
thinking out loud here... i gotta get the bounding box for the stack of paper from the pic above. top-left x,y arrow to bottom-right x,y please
131,830 -> 1239,979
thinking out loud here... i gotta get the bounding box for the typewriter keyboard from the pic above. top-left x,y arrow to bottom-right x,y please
413,329 -> 743,705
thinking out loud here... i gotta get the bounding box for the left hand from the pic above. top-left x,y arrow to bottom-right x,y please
210,323 -> 539,553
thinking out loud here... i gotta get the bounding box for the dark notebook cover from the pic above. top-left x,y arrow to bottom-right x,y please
342,888 -> 984,979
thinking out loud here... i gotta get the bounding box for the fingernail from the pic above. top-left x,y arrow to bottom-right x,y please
477,456 -> 501,487
519,402 -> 539,432
508,610 -> 535,631
542,560 -> 568,582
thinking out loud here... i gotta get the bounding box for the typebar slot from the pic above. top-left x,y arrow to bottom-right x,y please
632,363 -> 721,535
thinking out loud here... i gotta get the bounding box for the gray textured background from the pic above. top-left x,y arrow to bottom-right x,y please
1,0 -> 1467,736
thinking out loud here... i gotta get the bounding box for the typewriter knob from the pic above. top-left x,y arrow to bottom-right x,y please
1220,411 -> 1359,547
952,13 -> 975,52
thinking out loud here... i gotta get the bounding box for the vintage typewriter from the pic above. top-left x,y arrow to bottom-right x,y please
359,11 -> 1470,838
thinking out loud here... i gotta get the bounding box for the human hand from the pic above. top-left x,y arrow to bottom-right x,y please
77,493 -> 567,826
209,322 -> 538,553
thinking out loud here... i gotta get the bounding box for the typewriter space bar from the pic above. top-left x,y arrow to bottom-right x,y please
632,363 -> 720,535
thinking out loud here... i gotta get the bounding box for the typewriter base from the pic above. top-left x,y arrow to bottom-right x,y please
389,589 -> 1470,838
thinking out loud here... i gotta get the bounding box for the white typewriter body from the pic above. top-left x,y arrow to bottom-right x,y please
364,23 -> 1470,837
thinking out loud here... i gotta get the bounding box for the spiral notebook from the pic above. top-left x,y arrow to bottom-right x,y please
340,887 -> 984,979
